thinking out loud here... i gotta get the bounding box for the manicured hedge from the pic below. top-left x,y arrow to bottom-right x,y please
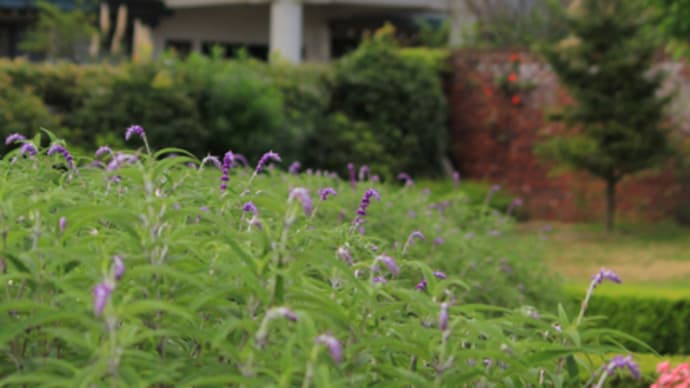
568,289 -> 690,355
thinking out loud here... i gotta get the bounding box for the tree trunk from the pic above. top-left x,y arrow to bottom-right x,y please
605,178 -> 616,232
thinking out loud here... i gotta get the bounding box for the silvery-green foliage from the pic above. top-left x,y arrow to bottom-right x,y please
0,133 -> 642,386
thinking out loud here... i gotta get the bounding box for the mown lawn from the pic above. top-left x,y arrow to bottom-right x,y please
517,221 -> 690,288
513,221 -> 690,380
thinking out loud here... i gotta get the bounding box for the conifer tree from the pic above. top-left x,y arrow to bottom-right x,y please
538,0 -> 671,230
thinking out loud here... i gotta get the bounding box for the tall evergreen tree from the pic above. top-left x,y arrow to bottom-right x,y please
538,0 -> 671,230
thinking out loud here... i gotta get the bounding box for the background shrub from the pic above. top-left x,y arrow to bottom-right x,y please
0,72 -> 58,155
73,62 -> 205,153
0,37 -> 448,178
328,30 -> 448,178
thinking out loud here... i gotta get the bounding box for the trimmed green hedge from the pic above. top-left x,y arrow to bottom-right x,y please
568,289 -> 690,355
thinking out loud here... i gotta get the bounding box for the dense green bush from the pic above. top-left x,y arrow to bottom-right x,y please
0,131 -> 643,385
73,61 -> 207,154
0,38 -> 448,178
567,290 -> 690,355
0,72 -> 58,155
328,30 -> 448,178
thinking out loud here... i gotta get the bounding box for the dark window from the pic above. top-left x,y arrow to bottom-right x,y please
165,39 -> 192,57
201,41 -> 268,61
0,24 -> 9,57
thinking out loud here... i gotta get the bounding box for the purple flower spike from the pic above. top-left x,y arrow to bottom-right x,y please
255,151 -> 281,173
372,276 -> 387,284
320,188 -> 337,201
316,334 -> 343,363
370,175 -> 380,183
47,144 -> 74,169
354,188 -> 381,224
605,355 -> 641,380
58,217 -> 67,233
20,143 -> 37,157
201,154 -> 222,169
5,133 -> 26,145
276,307 -> 298,322
113,255 -> 125,281
220,151 -> 234,191
233,153 -> 248,166
453,171 -> 461,187
397,172 -> 414,187
433,237 -> 445,246
125,125 -> 145,141
242,201 -> 258,216
416,279 -> 427,290
591,268 -> 622,287
106,152 -> 137,171
507,197 -> 523,216
336,246 -> 353,265
358,165 -> 369,181
95,146 -> 113,158
439,302 -> 450,331
92,282 -> 113,316
288,161 -> 301,175
347,163 -> 356,188
433,271 -> 447,280
408,230 -> 425,244
289,187 -> 313,216
376,255 -> 399,276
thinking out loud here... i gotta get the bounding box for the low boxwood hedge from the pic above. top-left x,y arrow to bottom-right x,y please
567,287 -> 690,355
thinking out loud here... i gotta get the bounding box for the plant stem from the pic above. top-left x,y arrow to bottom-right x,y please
301,345 -> 320,388
576,280 -> 596,326
594,370 -> 609,388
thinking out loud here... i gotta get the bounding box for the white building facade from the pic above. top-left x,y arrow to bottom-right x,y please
154,0 -> 453,63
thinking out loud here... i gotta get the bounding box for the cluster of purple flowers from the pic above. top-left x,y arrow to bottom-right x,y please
93,256 -> 126,316
336,245 -> 353,265
354,188 -> 381,225
233,153 -> 248,166
201,154 -> 222,169
397,172 -> 414,187
439,302 -> 450,331
320,188 -> 337,201
407,230 -> 424,245
106,152 -> 138,171
255,306 -> 299,347
316,334 -> 343,363
47,144 -> 75,169
5,133 -> 26,145
289,187 -> 313,216
5,133 -> 37,157
255,151 -> 281,174
242,201 -> 258,216
373,255 -> 399,276
415,271 -> 447,290
95,146 -> 114,158
220,151 -> 234,191
358,165 -> 369,181
124,125 -> 145,141
604,355 -> 641,381
591,267 -> 622,287
288,161 -> 301,175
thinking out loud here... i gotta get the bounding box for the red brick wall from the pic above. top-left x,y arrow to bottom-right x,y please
447,49 -> 690,222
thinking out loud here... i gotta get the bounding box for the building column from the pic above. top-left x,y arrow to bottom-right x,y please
133,18 -> 154,63
269,0 -> 303,63
448,0 -> 476,46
